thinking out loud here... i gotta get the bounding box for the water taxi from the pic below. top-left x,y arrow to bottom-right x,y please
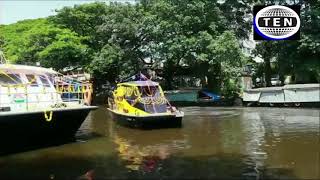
107,75 -> 184,128
0,62 -> 97,151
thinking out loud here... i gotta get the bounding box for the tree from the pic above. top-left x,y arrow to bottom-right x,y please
36,29 -> 88,70
291,0 -> 320,82
50,0 -> 251,94
141,0 -> 248,91
50,2 -> 108,51
1,19 -> 88,70
0,25 -> 4,49
88,44 -> 124,84
253,0 -> 320,85
208,31 -> 245,94
92,3 -> 147,83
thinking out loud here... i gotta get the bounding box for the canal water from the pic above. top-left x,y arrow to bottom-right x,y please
0,107 -> 319,179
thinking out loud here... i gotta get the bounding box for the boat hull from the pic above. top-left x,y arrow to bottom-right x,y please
108,109 -> 182,128
0,106 -> 97,154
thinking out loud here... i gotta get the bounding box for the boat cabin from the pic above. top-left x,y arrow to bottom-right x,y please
0,64 -> 62,112
0,64 -> 91,113
111,81 -> 168,114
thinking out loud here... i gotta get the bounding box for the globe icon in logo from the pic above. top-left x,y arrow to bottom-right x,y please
254,5 -> 300,40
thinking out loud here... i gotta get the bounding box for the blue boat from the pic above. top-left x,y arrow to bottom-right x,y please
164,89 -> 223,104
197,89 -> 222,102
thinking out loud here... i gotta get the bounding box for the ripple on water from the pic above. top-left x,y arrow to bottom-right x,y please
0,107 -> 319,179
182,107 -> 241,119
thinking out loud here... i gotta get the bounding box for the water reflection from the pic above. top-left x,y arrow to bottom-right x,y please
0,107 -> 318,179
109,120 -> 189,172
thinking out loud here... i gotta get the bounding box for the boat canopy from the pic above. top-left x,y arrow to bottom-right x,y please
118,80 -> 159,87
0,64 -> 58,75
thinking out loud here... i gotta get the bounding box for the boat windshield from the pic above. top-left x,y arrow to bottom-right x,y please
39,75 -> 51,87
0,73 -> 22,85
139,85 -> 161,97
26,74 -> 38,87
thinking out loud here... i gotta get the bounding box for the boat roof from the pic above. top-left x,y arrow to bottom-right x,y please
0,64 -> 58,75
283,83 -> 320,89
246,86 -> 284,92
118,80 -> 159,87
245,83 -> 320,92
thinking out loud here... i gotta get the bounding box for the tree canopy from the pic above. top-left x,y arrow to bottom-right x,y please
1,0 -> 318,95
1,19 -> 87,69
253,0 -> 320,85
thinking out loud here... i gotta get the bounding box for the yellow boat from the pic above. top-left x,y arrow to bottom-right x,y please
107,77 -> 184,128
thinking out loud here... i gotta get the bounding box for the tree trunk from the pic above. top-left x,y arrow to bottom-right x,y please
207,76 -> 220,92
91,77 -> 99,105
264,57 -> 272,87
207,63 -> 221,92
278,62 -> 285,86
165,77 -> 173,90
163,60 -> 175,90
197,62 -> 209,88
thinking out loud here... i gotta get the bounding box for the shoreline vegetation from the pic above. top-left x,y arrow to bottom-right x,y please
0,0 -> 319,102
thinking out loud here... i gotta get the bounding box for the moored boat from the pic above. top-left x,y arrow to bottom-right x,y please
0,62 -> 97,153
107,74 -> 184,128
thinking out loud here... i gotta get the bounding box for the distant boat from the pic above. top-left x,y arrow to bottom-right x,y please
243,84 -> 320,107
107,73 -> 184,128
0,64 -> 97,151
165,89 -> 222,102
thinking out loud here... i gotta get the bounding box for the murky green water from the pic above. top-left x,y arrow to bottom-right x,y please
0,107 -> 319,179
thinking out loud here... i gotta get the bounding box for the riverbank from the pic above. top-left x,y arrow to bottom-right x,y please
94,94 -> 319,108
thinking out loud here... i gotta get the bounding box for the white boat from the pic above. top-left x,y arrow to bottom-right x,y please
0,63 -> 97,153
243,84 -> 320,107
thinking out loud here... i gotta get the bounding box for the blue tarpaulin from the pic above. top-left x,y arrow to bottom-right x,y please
199,90 -> 221,101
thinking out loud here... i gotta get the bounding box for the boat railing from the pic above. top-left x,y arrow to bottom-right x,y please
0,81 -> 93,111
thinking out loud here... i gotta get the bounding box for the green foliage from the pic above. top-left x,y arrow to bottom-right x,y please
1,19 -> 87,69
37,30 -> 88,69
88,44 -> 124,83
138,0 -> 249,91
2,0 -> 318,98
209,31 -> 245,95
50,2 -> 108,50
1,19 -> 47,62
52,2 -> 147,82
1,0 -> 251,96
0,25 -> 4,48
253,0 -> 320,84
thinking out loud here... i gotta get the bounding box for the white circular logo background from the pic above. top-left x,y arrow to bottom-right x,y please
254,5 -> 300,40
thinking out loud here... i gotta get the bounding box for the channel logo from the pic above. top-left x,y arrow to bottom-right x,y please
253,5 -> 300,40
